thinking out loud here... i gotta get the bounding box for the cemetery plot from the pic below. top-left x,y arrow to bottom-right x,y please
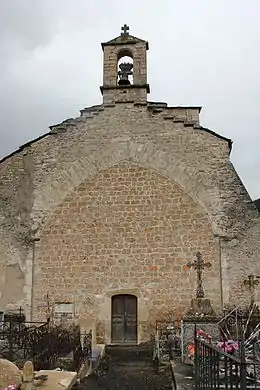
0,309 -> 92,371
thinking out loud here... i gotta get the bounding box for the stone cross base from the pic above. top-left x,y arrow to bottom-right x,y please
185,298 -> 215,317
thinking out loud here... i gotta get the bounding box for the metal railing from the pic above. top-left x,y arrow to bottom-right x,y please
153,321 -> 180,389
194,333 -> 260,389
153,321 -> 181,362
0,318 -> 51,365
0,315 -> 92,372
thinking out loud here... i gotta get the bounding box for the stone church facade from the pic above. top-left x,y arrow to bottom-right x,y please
0,26 -> 259,344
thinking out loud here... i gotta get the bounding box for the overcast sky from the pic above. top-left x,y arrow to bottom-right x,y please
0,0 -> 259,200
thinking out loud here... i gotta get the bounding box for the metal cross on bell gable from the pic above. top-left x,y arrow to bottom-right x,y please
121,24 -> 130,36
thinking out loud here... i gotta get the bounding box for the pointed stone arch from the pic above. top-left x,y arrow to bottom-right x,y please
32,140 -> 218,236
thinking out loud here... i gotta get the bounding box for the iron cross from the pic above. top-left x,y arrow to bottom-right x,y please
121,24 -> 129,36
186,252 -> 212,298
244,275 -> 260,304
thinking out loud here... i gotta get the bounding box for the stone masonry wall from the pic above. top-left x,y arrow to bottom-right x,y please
103,42 -> 147,87
0,150 -> 34,311
0,101 -> 259,321
33,162 -> 219,342
222,217 -> 260,306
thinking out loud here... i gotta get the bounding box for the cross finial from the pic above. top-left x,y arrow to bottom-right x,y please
121,24 -> 129,36
244,275 -> 260,305
186,252 -> 212,298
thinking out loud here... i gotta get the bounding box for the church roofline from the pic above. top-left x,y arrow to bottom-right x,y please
101,37 -> 149,51
0,106 -> 233,165
168,105 -> 202,112
0,132 -> 51,164
199,126 -> 233,152
147,102 -> 202,112
101,27 -> 149,51
0,125 -> 233,167
147,101 -> 232,150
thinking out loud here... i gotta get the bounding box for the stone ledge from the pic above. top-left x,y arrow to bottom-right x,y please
115,100 -> 135,104
100,83 -> 150,94
173,118 -> 185,123
147,101 -> 168,108
35,370 -> 77,390
184,121 -> 197,127
79,105 -> 103,115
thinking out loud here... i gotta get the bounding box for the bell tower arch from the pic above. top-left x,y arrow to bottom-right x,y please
100,24 -> 150,104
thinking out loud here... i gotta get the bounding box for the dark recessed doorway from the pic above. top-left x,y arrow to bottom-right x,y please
111,294 -> 137,344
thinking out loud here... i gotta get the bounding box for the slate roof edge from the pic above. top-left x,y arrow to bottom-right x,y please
101,34 -> 149,50
147,102 -> 202,112
0,103 -> 107,164
199,126 -> 233,153
0,132 -> 51,164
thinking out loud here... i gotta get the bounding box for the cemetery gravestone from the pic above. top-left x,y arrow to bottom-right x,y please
0,359 -> 22,389
21,361 -> 34,390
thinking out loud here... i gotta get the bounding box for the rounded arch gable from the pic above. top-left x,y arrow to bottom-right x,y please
106,289 -> 141,298
117,48 -> 133,60
32,140 -> 218,236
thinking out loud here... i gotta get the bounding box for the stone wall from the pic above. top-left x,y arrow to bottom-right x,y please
102,85 -> 147,104
0,100 -> 259,328
102,42 -> 147,86
33,162 -> 219,342
0,151 -> 34,311
222,217 -> 260,305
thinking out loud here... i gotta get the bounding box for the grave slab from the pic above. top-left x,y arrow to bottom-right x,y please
34,371 -> 77,390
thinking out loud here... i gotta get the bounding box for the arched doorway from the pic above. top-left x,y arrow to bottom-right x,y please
111,294 -> 137,344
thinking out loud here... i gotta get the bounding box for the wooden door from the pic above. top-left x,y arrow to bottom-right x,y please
111,294 -> 137,344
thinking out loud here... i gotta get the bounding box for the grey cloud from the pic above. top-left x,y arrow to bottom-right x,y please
0,0 -> 259,199
0,3 -> 55,63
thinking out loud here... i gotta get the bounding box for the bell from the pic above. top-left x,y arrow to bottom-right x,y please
118,78 -> 131,86
118,62 -> 133,86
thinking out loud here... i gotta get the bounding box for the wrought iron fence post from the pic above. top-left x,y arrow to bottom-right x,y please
240,339 -> 247,390
8,321 -> 13,362
194,325 -> 199,390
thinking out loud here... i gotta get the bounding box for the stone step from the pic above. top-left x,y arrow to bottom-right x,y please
109,360 -> 155,370
77,367 -> 172,390
106,343 -> 153,362
75,342 -> 173,390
